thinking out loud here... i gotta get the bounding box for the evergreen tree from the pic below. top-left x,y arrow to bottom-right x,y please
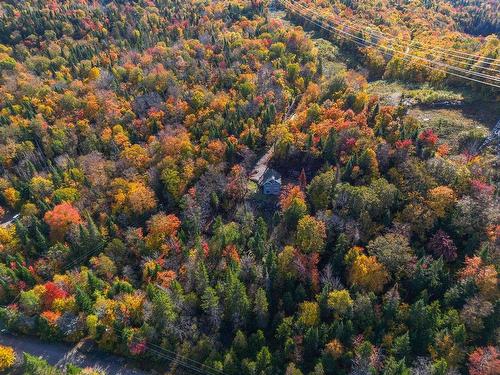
323,128 -> 338,164
75,287 -> 93,314
253,288 -> 269,329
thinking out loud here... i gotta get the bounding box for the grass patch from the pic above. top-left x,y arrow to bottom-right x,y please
367,80 -> 410,105
402,88 -> 463,105
367,81 -> 464,107
314,38 -> 347,79
409,107 -> 490,149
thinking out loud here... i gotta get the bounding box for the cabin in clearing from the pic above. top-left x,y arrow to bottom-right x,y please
259,168 -> 282,195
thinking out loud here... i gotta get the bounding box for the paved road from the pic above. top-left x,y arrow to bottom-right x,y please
0,334 -> 150,374
0,213 -> 19,228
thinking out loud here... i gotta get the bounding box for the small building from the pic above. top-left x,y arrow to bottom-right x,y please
260,168 -> 282,195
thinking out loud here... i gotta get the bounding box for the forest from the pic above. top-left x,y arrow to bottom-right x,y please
0,0 -> 498,374
446,0 -> 499,35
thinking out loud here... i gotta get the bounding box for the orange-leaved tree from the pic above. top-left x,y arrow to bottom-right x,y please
145,213 -> 181,253
44,202 -> 82,241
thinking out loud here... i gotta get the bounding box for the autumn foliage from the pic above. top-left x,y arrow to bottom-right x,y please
44,203 -> 82,241
468,346 -> 500,375
0,345 -> 15,372
0,0 -> 497,373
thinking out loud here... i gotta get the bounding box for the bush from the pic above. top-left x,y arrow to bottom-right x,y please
22,353 -> 59,375
402,88 -> 463,105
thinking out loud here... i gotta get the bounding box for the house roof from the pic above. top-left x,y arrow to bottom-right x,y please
260,168 -> 281,185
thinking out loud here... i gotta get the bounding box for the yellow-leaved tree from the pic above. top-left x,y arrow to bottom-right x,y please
0,345 -> 15,371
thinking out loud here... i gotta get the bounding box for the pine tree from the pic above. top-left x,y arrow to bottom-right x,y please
232,330 -> 248,359
323,128 -> 338,164
48,161 -> 63,187
87,271 -> 104,294
341,155 -> 356,181
254,288 -> 269,329
194,261 -> 209,293
358,148 -> 379,181
85,211 -> 105,252
249,330 -> 265,357
75,287 -> 93,314
15,221 -> 30,248
303,327 -> 320,367
222,351 -> 238,375
255,346 -> 271,374
222,269 -> 250,330
147,284 -> 177,330
201,286 -> 221,331
383,357 -> 410,375
34,226 -> 48,253
391,332 -> 410,359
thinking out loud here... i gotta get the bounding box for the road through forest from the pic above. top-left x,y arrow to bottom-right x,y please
0,333 -> 150,374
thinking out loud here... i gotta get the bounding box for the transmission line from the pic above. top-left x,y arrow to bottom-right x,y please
283,0 -> 500,82
281,0 -> 500,88
283,0 -> 500,87
301,1 -> 500,67
284,0 -> 500,67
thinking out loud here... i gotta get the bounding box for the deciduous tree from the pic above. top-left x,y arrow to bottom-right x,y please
0,345 -> 15,372
44,202 -> 82,241
346,247 -> 388,293
295,215 -> 326,254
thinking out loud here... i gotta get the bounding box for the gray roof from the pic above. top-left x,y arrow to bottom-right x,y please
260,168 -> 281,185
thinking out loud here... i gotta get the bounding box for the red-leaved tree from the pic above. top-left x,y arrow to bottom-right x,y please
427,230 -> 458,262
43,282 -> 68,309
468,346 -> 499,375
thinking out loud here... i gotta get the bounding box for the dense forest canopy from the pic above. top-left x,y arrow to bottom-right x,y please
0,0 -> 498,374
445,0 -> 499,36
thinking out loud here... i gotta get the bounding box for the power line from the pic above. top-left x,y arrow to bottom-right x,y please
281,0 -> 500,88
332,20 -> 500,78
63,242 -> 103,270
110,285 -> 227,375
0,227 -> 102,308
283,0 -> 500,82
283,0 -> 500,87
0,235 -> 225,373
284,0 -> 500,66
140,336 -> 225,375
144,284 -> 228,374
112,327 -> 219,375
327,19 -> 500,73
1,269 -> 225,373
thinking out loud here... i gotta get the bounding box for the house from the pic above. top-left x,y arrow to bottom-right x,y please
260,168 -> 281,195
248,145 -> 281,195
